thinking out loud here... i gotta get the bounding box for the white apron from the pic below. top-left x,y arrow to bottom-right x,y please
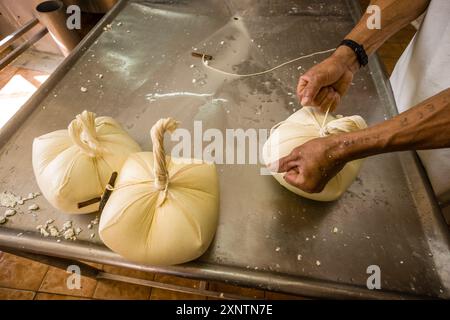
390,0 -> 450,206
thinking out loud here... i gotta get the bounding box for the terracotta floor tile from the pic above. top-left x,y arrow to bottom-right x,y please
208,281 -> 265,299
39,266 -> 96,298
102,264 -> 155,281
150,274 -> 206,300
265,291 -> 307,300
207,296 -> 226,301
0,287 -> 35,300
150,288 -> 206,300
79,260 -> 103,270
94,279 -> 151,300
154,274 -> 202,288
35,292 -> 90,300
0,253 -> 48,291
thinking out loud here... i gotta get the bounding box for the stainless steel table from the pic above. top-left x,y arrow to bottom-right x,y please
1,0 -> 449,299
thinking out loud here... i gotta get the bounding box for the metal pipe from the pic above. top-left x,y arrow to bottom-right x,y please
35,0 -> 81,57
0,18 -> 39,53
0,28 -> 48,71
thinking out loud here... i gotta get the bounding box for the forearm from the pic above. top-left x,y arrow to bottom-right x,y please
333,88 -> 450,160
333,0 -> 430,72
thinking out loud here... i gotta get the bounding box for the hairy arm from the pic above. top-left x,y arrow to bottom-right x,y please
334,88 -> 450,160
298,0 -> 431,110
337,0 -> 431,70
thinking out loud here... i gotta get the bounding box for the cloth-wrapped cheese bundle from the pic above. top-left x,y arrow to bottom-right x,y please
263,107 -> 368,201
32,110 -> 141,214
99,118 -> 220,266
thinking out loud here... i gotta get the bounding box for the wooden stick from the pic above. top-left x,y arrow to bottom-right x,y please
77,197 -> 101,209
98,171 -> 118,213
191,52 -> 213,60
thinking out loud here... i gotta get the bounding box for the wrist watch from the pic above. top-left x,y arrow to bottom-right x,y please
339,39 -> 369,67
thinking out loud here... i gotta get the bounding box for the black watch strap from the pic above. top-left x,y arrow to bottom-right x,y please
339,39 -> 368,67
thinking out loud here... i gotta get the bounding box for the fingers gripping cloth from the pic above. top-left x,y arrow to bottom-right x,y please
262,107 -> 368,201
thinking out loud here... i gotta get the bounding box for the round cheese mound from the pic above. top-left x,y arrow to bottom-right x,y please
32,110 -> 141,214
263,107 -> 368,201
99,118 -> 220,266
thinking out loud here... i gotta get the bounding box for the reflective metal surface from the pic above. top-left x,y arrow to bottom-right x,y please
0,0 -> 449,299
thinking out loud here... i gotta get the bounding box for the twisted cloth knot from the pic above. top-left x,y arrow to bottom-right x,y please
150,118 -> 180,191
319,126 -> 330,137
68,111 -> 103,157
319,115 -> 368,136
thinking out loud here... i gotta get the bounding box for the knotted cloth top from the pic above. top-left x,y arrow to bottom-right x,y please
270,107 -> 368,138
68,111 -> 103,157
150,118 -> 180,191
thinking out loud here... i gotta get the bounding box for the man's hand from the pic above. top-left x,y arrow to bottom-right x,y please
297,46 -> 359,112
269,136 -> 346,193
296,0 -> 430,111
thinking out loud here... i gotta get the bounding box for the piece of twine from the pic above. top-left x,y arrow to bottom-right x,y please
200,46 -> 337,134
201,48 -> 336,78
150,118 -> 180,191
319,106 -> 332,137
305,106 -> 367,136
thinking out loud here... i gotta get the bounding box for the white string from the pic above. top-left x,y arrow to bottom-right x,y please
304,106 -> 332,135
201,48 -> 335,78
321,106 -> 331,129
